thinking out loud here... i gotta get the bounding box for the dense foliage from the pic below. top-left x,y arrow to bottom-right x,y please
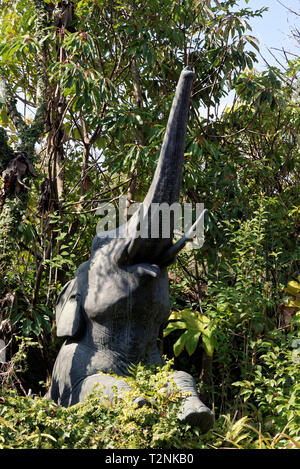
0,361 -> 299,449
0,0 -> 299,449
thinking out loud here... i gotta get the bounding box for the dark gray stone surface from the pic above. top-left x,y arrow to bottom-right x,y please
46,68 -> 214,433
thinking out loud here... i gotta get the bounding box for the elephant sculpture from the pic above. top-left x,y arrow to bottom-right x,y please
46,67 -> 214,434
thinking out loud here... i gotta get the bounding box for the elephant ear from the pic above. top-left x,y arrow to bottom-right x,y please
56,278 -> 84,338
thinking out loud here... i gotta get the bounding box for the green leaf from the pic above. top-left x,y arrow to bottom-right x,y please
173,330 -> 190,357
185,332 -> 201,356
163,321 -> 186,337
180,309 -> 201,331
202,332 -> 215,357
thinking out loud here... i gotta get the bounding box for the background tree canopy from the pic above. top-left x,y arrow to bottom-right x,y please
0,0 -> 299,449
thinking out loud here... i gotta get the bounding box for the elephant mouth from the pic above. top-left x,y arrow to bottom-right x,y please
124,263 -> 161,278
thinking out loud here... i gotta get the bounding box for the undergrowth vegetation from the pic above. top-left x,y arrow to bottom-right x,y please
0,361 -> 299,449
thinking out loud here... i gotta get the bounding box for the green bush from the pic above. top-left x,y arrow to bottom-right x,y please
0,362 -> 207,450
233,325 -> 300,442
1,360 -> 299,450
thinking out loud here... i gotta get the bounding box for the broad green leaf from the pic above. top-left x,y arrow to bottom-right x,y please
163,321 -> 186,337
202,332 -> 216,357
185,332 -> 201,356
173,330 -> 190,357
180,309 -> 202,331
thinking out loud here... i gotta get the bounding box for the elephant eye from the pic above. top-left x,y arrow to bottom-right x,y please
69,293 -> 80,301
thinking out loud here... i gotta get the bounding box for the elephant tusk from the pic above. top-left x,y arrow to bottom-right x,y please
160,209 -> 208,265
184,208 -> 208,240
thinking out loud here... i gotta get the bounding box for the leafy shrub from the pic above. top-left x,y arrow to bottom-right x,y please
163,308 -> 216,358
233,322 -> 300,442
0,361 -> 209,450
1,359 -> 299,450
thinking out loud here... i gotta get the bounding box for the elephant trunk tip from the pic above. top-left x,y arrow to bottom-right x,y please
182,66 -> 194,77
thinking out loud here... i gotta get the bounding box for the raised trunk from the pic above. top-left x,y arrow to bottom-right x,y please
127,67 -> 194,263
144,67 -> 194,208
